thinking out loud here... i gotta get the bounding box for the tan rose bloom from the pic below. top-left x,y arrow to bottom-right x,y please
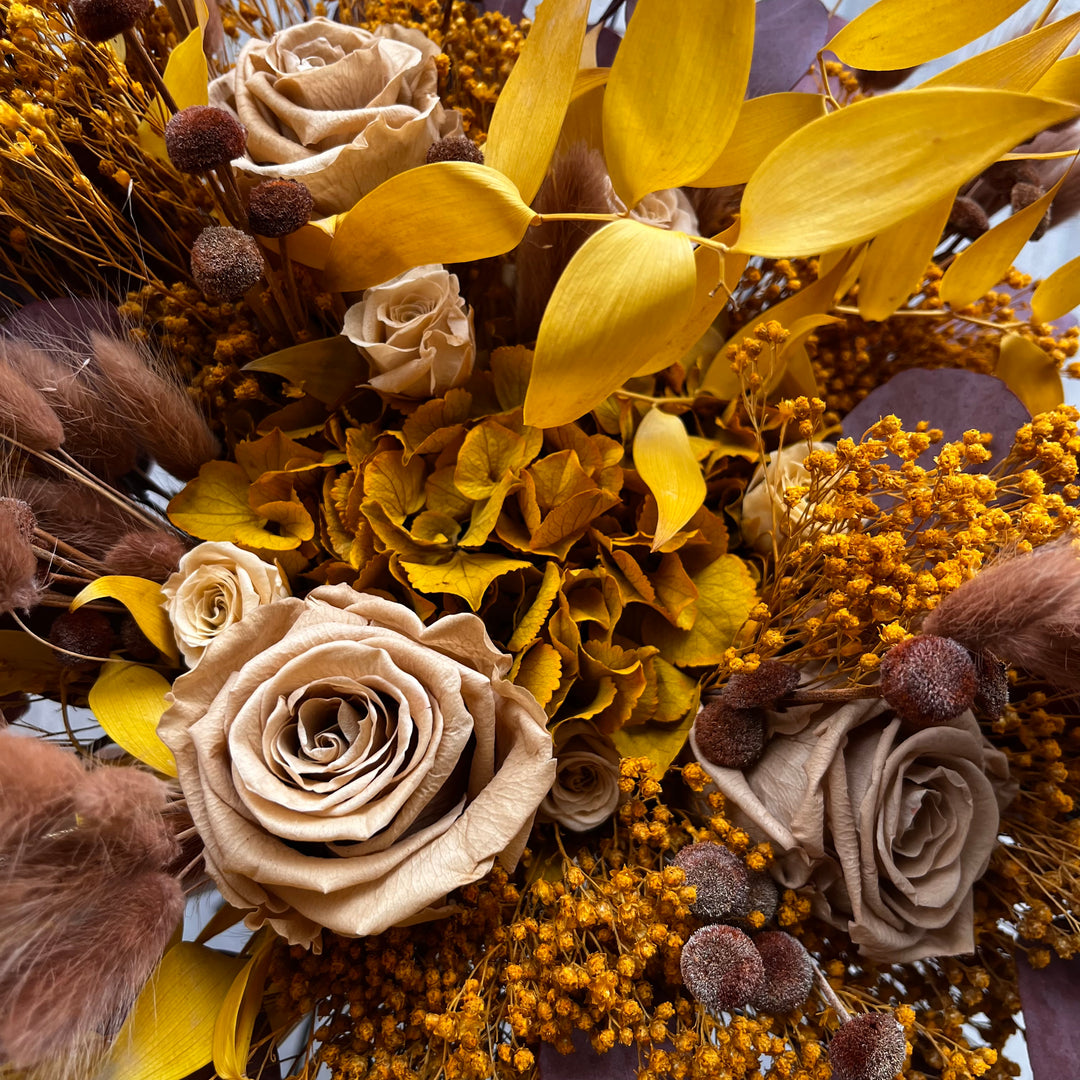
692,698 -> 1014,963
539,721 -> 620,832
342,264 -> 475,398
158,584 -> 555,947
162,541 -> 288,667
209,18 -> 463,214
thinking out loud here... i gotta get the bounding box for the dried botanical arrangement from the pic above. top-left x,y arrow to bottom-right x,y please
2,0 -> 1080,1078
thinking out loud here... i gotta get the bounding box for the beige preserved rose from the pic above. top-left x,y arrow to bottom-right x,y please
691,698 -> 1014,963
162,541 -> 288,667
209,18 -> 463,214
539,721 -> 620,832
158,584 -> 555,946
342,264 -> 475,398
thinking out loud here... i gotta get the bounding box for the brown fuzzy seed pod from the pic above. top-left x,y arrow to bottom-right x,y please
746,871 -> 779,922
749,932 -> 813,1014
105,530 -> 187,582
879,634 -> 977,728
426,135 -> 484,165
982,159 -> 1041,193
71,0 -> 150,41
947,196 -> 990,240
0,506 -> 39,616
971,650 -> 1008,720
48,609 -> 115,665
164,106 -> 247,173
695,698 -> 767,769
0,498 -> 36,542
0,356 -> 66,452
191,227 -> 264,301
680,924 -> 765,1014
119,615 -> 159,662
828,1013 -> 907,1080
673,841 -> 750,921
1010,181 -> 1044,213
723,659 -> 800,709
247,179 -> 314,238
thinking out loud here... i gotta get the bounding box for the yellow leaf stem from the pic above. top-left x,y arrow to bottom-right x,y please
634,408 -> 707,552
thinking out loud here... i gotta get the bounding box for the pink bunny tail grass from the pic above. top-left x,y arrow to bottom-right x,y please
923,537 -> 1080,692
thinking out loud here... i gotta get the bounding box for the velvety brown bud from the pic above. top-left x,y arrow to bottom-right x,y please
749,932 -> 813,1014
880,634 -> 977,728
673,841 -> 750,921
426,135 -> 484,165
165,106 -> 246,173
948,196 -> 990,240
982,159 -> 1040,193
191,227 -> 264,301
48,609 -> 114,665
971,650 -> 1008,720
247,179 -> 314,238
104,530 -> 186,582
1010,181 -> 1044,213
828,1013 -> 907,1080
680,924 -> 764,1014
695,698 -> 767,769
723,659 -> 800,709
71,0 -> 149,41
746,871 -> 779,922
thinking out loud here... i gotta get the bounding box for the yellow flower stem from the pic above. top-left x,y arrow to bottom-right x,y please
816,49 -> 842,113
532,212 -> 623,224
122,29 -> 178,115
612,389 -> 698,406
831,304 -> 1016,332
1001,149 -> 1080,161
1031,0 -> 1062,31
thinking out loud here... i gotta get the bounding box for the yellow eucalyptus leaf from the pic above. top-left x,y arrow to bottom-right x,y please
524,220 -> 697,427
400,552 -> 533,610
572,67 -> 610,101
692,92 -> 827,188
737,89 -> 1079,257
71,576 -> 177,662
244,337 -> 366,405
611,697 -> 699,778
136,24 -> 208,159
1032,251 -> 1080,323
87,662 -> 176,776
634,408 -> 707,553
0,630 -> 61,695
1032,54 -> 1080,103
858,192 -> 956,321
213,934 -> 275,1080
923,12 -> 1080,92
941,168 -> 1070,308
263,214 -> 339,270
827,0 -> 1028,70
603,0 -> 755,207
484,0 -> 591,204
106,943 -> 244,1080
324,163 -> 536,292
997,332 -> 1064,415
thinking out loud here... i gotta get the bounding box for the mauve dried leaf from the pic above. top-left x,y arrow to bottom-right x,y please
538,1031 -> 642,1079
842,368 -> 1030,470
594,24 -> 622,67
1016,952 -> 1080,1080
748,0 -> 830,98
477,0 -> 526,20
2,298 -> 124,356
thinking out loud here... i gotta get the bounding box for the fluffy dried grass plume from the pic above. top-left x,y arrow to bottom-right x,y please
0,734 -> 185,1072
12,477 -> 146,556
104,529 -> 188,582
0,350 -> 65,452
0,501 -> 40,614
923,537 -> 1080,692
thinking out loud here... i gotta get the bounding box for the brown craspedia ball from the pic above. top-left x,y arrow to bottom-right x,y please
745,871 -> 779,922
247,179 -> 314,238
680,924 -> 765,1013
165,106 -> 247,173
48,609 -> 115,666
723,659 -> 800,709
695,697 -> 766,769
982,159 -> 1040,193
191,226 -> 264,301
71,0 -> 149,41
119,615 -> 159,662
748,932 -> 813,1014
879,634 -> 977,728
673,841 -> 750,921
972,650 -> 1008,720
426,135 -> 484,165
1010,180 -> 1044,213
828,1013 -> 907,1080
947,196 -> 990,240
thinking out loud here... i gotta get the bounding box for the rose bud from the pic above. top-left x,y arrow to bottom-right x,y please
426,135 -> 484,165
694,697 -> 767,769
673,841 -> 750,921
165,106 -> 247,174
879,634 -> 977,728
749,932 -> 813,1014
680,924 -> 765,1014
190,226 -> 264,302
722,659 -> 799,709
828,1012 -> 907,1080
247,179 -> 314,238
71,0 -> 149,42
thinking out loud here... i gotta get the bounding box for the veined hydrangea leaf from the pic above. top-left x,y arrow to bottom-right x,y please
1032,55 -> 1080,103
71,576 -> 178,662
858,192 -> 955,322
692,93 -> 827,188
603,0 -> 754,208
524,220 -> 696,427
634,408 -> 707,553
87,662 -> 177,776
997,333 -> 1064,416
941,169 -> 1069,309
400,552 -> 533,610
737,89 -> 1079,257
827,0 -> 1029,70
324,163 -> 537,291
484,0 -> 591,205
1032,251 -> 1080,323
922,12 -> 1080,92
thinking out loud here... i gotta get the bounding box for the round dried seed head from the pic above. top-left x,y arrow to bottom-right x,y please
723,659 -> 800,709
880,634 -> 978,728
1010,181 -> 1044,213
48,609 -> 115,666
426,136 -> 484,165
972,650 -> 1008,720
749,932 -> 813,1014
947,196 -> 990,241
71,0 -> 150,41
191,227 -> 264,302
247,179 -> 314,238
745,871 -> 779,922
680,924 -> 765,1014
695,698 -> 767,769
982,159 -> 1040,193
674,841 -> 751,921
165,106 -> 247,173
828,1013 -> 907,1080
